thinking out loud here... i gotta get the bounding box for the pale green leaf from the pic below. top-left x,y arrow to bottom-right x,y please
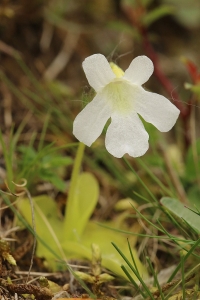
17,195 -> 65,269
161,197 -> 200,233
63,219 -> 148,280
80,222 -> 148,280
142,6 -> 174,27
64,172 -> 99,240
163,0 -> 200,28
17,193 -> 147,279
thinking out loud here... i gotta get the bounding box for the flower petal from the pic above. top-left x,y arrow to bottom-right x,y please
73,94 -> 112,147
105,113 -> 149,158
123,56 -> 154,85
82,54 -> 116,92
134,88 -> 180,132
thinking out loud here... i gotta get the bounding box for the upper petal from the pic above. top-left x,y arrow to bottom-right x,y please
73,93 -> 112,147
82,54 -> 116,92
134,87 -> 180,132
105,112 -> 149,158
123,56 -> 154,85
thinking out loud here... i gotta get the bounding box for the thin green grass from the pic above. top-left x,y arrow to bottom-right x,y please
112,242 -> 155,300
167,237 -> 200,282
137,158 -> 176,198
146,256 -> 165,300
123,157 -> 157,202
181,256 -> 186,300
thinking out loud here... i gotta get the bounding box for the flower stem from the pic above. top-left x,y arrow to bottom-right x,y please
64,142 -> 85,238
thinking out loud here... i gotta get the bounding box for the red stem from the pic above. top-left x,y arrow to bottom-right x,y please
142,31 -> 189,118
121,5 -> 190,120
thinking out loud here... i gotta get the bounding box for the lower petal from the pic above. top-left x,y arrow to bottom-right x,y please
105,113 -> 149,158
73,94 -> 112,147
134,88 -> 180,132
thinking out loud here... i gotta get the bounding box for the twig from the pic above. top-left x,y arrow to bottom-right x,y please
43,32 -> 79,80
40,21 -> 54,53
0,40 -> 21,58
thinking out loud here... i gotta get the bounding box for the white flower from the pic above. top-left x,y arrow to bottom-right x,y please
73,54 -> 180,158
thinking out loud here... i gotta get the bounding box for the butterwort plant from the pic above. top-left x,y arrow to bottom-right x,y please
73,54 -> 180,158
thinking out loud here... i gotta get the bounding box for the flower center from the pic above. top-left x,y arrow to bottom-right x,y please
102,79 -> 135,115
110,62 -> 124,78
